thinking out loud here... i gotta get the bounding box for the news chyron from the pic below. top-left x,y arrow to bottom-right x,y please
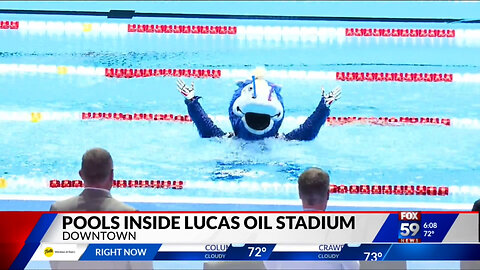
27,212 -> 480,263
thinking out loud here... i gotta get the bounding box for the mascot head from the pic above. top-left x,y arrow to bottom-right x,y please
229,68 -> 285,140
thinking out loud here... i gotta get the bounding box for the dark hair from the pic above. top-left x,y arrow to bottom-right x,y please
298,167 -> 330,205
81,148 -> 113,185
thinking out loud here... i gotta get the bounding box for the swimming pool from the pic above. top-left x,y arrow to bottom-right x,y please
1,2 -> 480,211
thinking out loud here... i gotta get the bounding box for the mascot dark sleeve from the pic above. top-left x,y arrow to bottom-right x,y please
177,70 -> 341,141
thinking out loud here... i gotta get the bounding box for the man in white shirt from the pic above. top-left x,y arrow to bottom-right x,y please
265,167 -> 359,270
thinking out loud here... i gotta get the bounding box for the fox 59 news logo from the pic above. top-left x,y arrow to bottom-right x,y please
398,212 -> 421,243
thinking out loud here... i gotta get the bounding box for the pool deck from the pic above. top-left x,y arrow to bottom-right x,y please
0,198 -> 472,211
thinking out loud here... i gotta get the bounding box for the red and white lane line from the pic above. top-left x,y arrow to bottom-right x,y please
3,20 -> 480,46
2,176 -> 478,210
345,28 -> 455,38
0,111 -> 467,128
10,176 -> 480,199
48,179 -> 450,196
2,64 -> 480,83
104,67 -> 222,79
108,69 -> 458,84
126,24 -> 237,34
0,21 -> 19,29
336,72 -> 454,83
79,113 -> 454,127
1,20 -> 237,35
49,179 -> 184,189
7,177 -> 479,198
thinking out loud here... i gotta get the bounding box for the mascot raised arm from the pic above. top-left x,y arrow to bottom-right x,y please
177,68 -> 341,141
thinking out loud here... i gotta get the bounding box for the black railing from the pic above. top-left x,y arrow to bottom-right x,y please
0,9 -> 478,23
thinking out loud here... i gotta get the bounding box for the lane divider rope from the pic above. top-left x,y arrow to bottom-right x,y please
47,179 -> 450,196
0,111 -> 458,127
0,21 -> 19,30
49,179 -> 184,189
127,24 -> 236,34
104,68 -> 222,79
5,176 -> 480,200
3,20 -> 480,47
336,72 -> 453,82
2,64 -> 480,83
345,28 -> 455,38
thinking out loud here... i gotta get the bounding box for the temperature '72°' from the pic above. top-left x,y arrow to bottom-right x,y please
424,230 -> 435,237
248,247 -> 268,257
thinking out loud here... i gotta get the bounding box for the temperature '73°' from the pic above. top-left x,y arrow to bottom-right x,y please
364,252 -> 383,261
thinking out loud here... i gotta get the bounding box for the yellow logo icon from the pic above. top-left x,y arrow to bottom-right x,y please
0,178 -> 6,188
44,247 -> 54,257
83,23 -> 92,32
57,66 -> 68,75
31,112 -> 42,123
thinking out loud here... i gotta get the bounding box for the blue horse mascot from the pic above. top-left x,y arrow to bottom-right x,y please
176,68 -> 341,141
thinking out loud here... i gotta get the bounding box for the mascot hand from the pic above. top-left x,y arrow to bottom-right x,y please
176,79 -> 195,100
322,86 -> 342,107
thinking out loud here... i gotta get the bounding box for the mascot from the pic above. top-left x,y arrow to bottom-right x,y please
176,68 -> 341,141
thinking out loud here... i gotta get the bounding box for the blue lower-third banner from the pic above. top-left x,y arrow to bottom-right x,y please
152,244 -> 480,261
81,244 -> 161,260
66,243 -> 480,261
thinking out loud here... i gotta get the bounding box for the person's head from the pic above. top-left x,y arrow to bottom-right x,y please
79,148 -> 114,190
298,167 -> 330,211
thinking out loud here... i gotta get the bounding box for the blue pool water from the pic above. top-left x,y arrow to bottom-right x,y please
1,2 -> 480,212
